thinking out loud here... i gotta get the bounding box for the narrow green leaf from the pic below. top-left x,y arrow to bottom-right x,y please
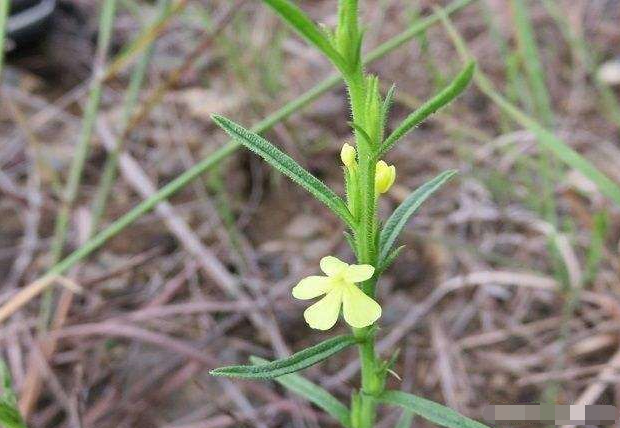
344,231 -> 358,258
379,170 -> 457,262
379,390 -> 490,428
251,356 -> 351,427
261,0 -> 348,73
378,245 -> 405,273
212,115 -> 355,228
349,122 -> 373,147
382,84 -> 397,118
585,211 -> 608,285
511,0 -> 554,126
211,335 -> 357,379
379,62 -> 475,157
381,84 -> 397,141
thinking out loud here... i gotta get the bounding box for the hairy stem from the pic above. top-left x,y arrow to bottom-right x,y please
340,4 -> 383,427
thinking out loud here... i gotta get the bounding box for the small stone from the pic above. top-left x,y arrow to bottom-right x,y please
598,58 -> 620,86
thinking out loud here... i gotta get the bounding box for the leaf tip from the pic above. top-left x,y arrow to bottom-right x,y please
209,367 -> 228,377
445,169 -> 459,179
462,61 -> 476,82
210,113 -> 226,125
443,169 -> 459,183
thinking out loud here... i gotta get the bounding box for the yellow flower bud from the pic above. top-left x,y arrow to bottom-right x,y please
375,160 -> 396,194
340,143 -> 357,169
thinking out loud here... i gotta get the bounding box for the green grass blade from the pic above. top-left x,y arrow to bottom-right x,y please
42,0 -> 118,329
379,62 -> 475,157
91,0 -> 170,233
541,0 -> 620,128
261,0 -> 348,73
584,211 -> 608,285
211,335 -> 357,379
379,391 -> 490,428
251,356 -> 351,427
379,170 -> 457,262
511,0 -> 554,125
104,0 -> 186,80
212,114 -> 355,228
511,0 -> 558,226
441,11 -> 620,208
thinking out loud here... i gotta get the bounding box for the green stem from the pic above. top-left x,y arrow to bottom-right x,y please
0,0 -> 9,82
41,0 -> 118,329
339,5 -> 384,427
353,322 -> 381,428
90,0 -> 171,233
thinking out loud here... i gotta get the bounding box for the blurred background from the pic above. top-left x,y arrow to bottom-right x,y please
1,0 -> 620,427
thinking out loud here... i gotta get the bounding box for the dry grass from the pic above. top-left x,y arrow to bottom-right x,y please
1,0 -> 620,427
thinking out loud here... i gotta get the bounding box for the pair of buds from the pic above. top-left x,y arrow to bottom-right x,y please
340,143 -> 396,194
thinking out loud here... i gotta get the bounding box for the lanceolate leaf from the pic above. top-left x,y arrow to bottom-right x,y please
349,122 -> 373,147
381,84 -> 397,141
379,62 -> 475,157
382,84 -> 397,119
212,115 -> 355,228
261,0 -> 348,73
378,245 -> 405,273
251,356 -> 351,427
379,170 -> 457,262
211,335 -> 357,379
379,391 -> 490,428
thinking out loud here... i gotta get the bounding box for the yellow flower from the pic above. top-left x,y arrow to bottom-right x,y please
340,143 -> 357,169
375,160 -> 396,194
292,256 -> 381,330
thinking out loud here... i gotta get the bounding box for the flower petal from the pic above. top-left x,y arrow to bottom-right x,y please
342,284 -> 382,328
344,264 -> 375,283
292,276 -> 334,300
320,256 -> 348,277
303,289 -> 343,330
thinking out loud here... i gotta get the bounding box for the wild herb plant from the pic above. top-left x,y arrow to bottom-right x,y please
209,2 -> 484,427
